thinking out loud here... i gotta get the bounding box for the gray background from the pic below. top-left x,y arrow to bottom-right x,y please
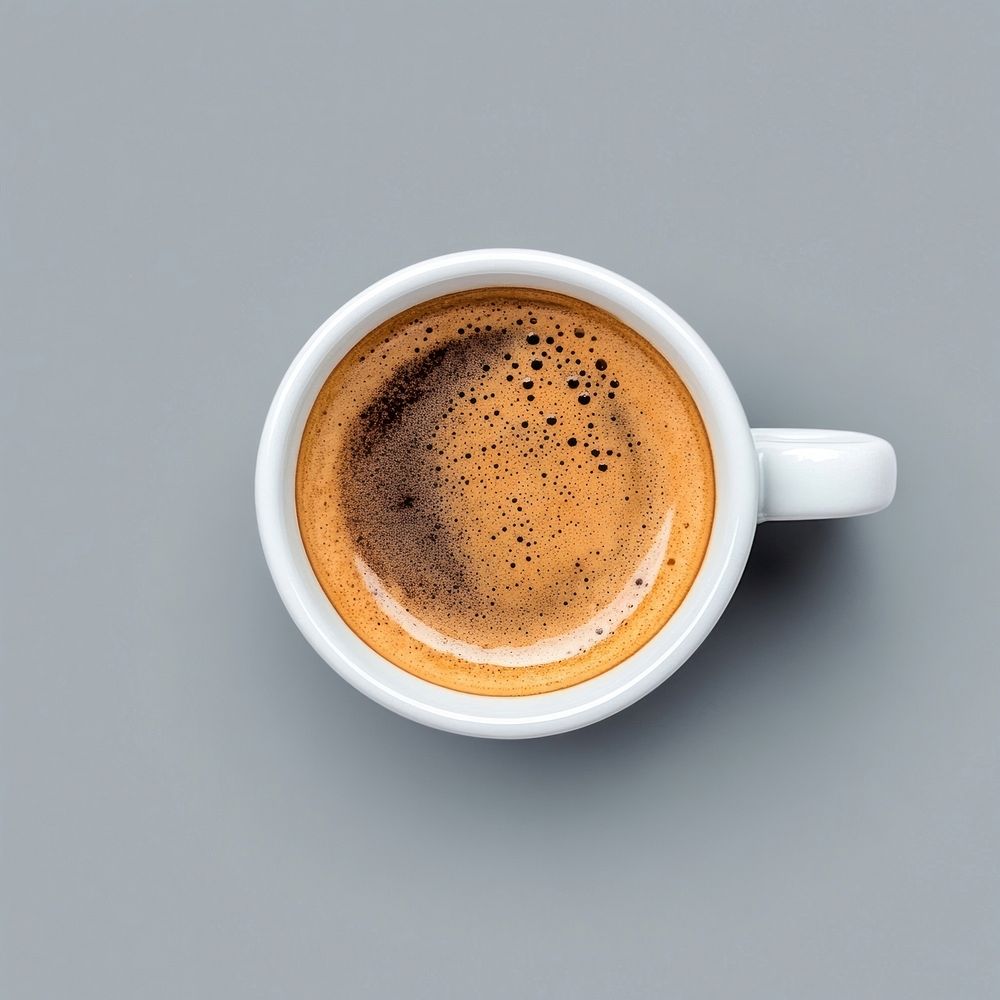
3,2 -> 998,997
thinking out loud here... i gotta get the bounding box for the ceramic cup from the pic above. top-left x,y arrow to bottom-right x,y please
256,250 -> 896,738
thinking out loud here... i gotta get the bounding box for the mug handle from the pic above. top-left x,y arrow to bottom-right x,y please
752,429 -> 897,522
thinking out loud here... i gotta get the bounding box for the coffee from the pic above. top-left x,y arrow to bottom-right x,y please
296,288 -> 714,696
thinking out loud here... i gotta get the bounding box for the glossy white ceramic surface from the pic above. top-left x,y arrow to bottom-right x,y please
753,429 -> 897,522
256,250 -> 895,737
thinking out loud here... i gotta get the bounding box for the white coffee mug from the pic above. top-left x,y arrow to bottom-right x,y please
256,250 -> 896,738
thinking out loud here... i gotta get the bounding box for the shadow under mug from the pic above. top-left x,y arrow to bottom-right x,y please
256,250 -> 896,738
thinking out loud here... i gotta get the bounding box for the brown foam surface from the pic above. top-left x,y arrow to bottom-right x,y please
296,288 -> 714,696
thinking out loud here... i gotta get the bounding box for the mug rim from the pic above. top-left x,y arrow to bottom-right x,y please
255,249 -> 758,737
